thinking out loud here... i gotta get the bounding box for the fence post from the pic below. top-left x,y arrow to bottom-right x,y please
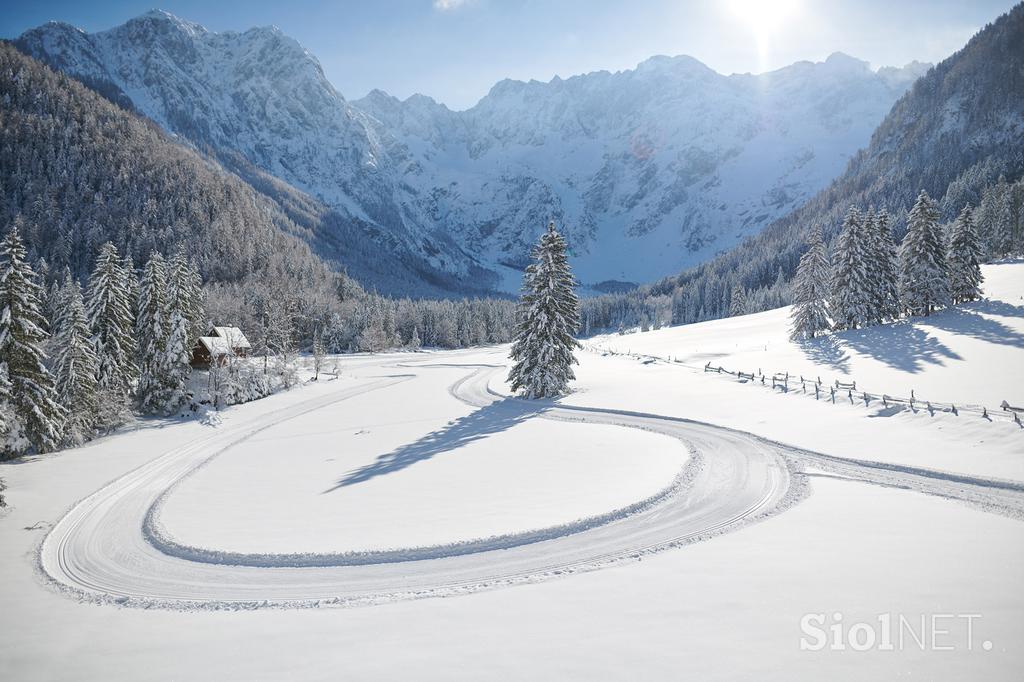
815,384 -> 819,400
983,406 -> 988,419
951,404 -> 957,416
830,387 -> 836,404
882,394 -> 888,408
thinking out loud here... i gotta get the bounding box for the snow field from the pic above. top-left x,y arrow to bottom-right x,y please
159,365 -> 688,554
588,261 -> 1024,409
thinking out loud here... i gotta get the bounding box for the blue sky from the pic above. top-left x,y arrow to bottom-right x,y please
1,0 -> 1017,109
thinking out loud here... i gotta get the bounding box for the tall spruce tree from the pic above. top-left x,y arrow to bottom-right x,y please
0,226 -> 64,455
729,286 -> 748,317
52,273 -> 100,445
899,190 -> 950,316
830,206 -> 873,330
874,208 -> 901,322
947,204 -> 985,304
136,253 -> 174,413
508,222 -> 581,399
789,226 -> 831,340
163,259 -> 194,412
86,243 -> 137,429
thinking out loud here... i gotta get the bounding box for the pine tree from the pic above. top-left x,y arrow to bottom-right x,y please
0,226 -> 64,455
899,190 -> 950,317
830,206 -> 873,330
729,286 -> 747,317
947,204 -> 985,304
86,243 -> 137,429
136,253 -> 174,413
508,222 -> 581,399
408,325 -> 421,351
873,208 -> 901,322
52,273 -> 100,445
789,227 -> 831,340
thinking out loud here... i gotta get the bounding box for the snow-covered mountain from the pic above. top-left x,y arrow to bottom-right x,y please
17,10 -> 929,293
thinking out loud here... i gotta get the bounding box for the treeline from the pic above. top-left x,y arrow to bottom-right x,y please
790,191 -> 984,339
1,228 -> 208,458
581,175 -> 1023,334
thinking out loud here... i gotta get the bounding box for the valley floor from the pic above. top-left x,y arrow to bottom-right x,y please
1,265 -> 1023,680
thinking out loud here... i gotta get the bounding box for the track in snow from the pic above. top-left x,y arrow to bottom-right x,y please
38,360 -> 1024,610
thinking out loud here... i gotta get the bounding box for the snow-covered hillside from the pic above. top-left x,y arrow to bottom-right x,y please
2,265 -> 1023,679
589,261 -> 1024,410
17,10 -> 928,292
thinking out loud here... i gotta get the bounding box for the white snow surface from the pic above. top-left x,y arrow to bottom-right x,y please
159,365 -> 687,554
2,264 -> 1023,680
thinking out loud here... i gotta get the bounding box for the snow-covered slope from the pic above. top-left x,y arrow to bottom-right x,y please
17,10 -> 928,292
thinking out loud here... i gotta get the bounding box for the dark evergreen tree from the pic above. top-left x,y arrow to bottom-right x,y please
86,242 -> 137,430
135,253 -> 173,413
52,273 -> 99,445
899,191 -> 950,316
873,208 -> 901,322
947,204 -> 985,304
508,222 -> 581,399
0,226 -> 63,455
729,286 -> 748,317
830,206 -> 873,330
789,227 -> 831,340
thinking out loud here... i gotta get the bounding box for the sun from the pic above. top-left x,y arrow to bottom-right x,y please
725,0 -> 802,69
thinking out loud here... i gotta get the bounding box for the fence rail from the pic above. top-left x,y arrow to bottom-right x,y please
582,342 -> 1020,428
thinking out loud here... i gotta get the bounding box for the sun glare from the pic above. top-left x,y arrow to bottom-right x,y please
726,0 -> 802,71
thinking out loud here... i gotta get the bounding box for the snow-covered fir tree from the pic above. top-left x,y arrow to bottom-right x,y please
993,177 -> 1017,257
507,222 -> 581,399
408,325 -> 421,351
789,226 -> 831,340
947,204 -> 985,304
0,362 -> 25,456
899,190 -> 950,316
729,286 -> 748,317
830,206 -> 874,330
163,271 -> 192,413
135,253 -> 175,413
52,273 -> 100,446
0,226 -> 64,455
872,208 -> 901,322
86,242 -> 137,430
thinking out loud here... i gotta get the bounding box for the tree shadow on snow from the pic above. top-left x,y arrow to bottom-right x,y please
796,335 -> 851,373
919,300 -> 1024,349
840,322 -> 961,374
323,397 -> 548,492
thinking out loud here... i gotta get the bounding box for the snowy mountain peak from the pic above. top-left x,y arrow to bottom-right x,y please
823,51 -> 871,71
17,14 -> 933,294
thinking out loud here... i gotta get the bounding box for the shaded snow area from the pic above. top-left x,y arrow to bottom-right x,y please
1,264 -> 1023,680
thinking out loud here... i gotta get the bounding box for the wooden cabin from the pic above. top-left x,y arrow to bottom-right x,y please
191,326 -> 252,367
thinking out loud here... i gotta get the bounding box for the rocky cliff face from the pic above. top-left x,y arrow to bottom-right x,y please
17,10 -> 929,293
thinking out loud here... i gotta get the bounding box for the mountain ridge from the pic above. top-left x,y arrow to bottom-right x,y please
15,9 -> 930,295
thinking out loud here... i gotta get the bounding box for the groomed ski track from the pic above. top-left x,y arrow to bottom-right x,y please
38,357 -> 1024,610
